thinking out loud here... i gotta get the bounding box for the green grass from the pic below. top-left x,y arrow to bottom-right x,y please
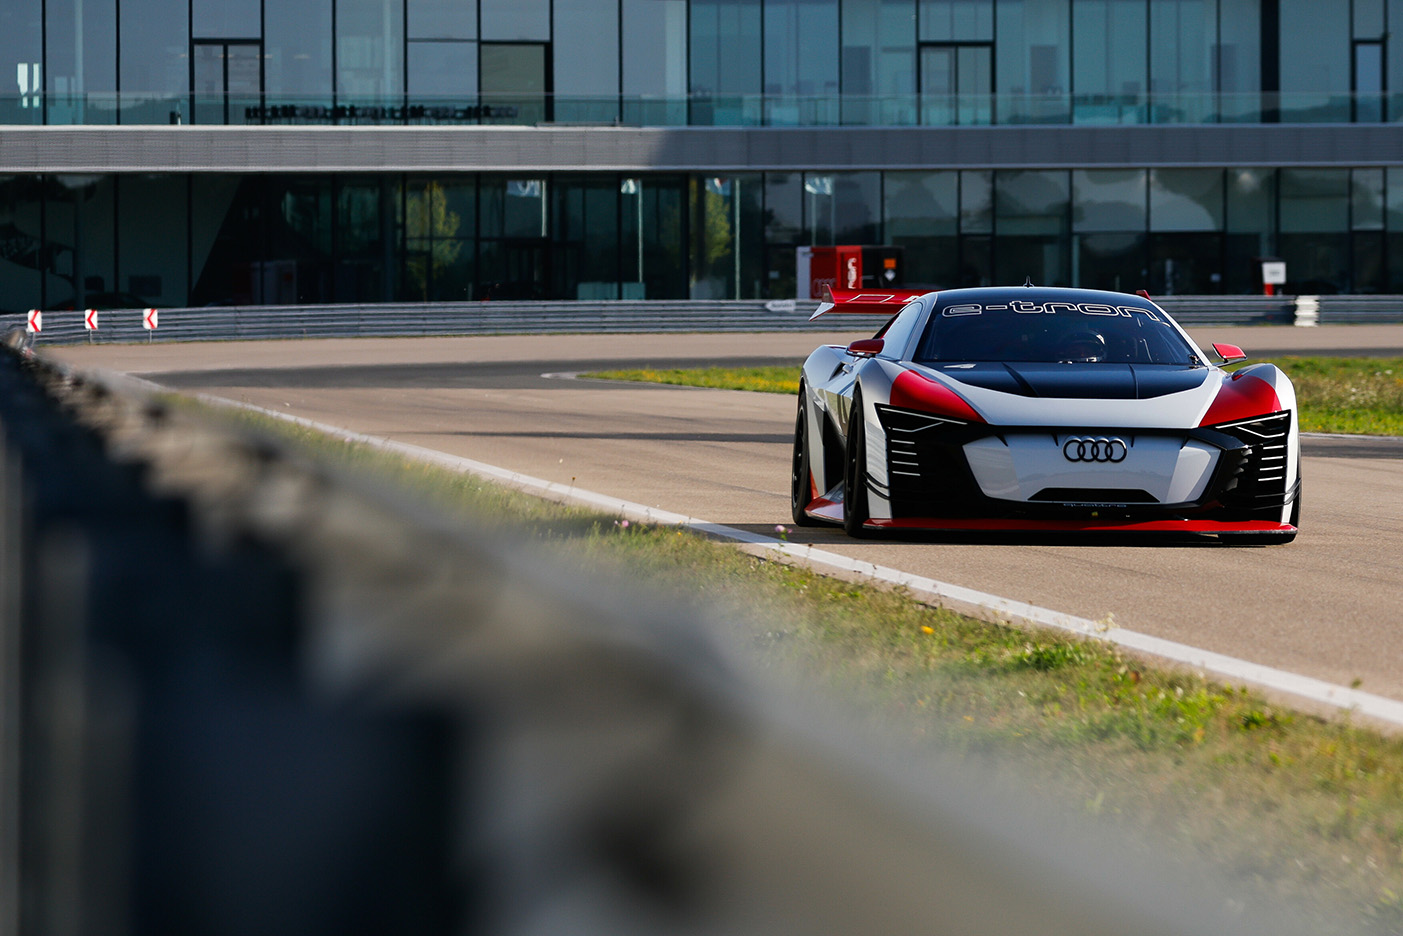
215,401 -> 1403,933
588,356 -> 1403,436
1274,356 -> 1403,435
586,366 -> 801,394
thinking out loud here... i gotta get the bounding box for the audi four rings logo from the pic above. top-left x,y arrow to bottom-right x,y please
1063,437 -> 1128,463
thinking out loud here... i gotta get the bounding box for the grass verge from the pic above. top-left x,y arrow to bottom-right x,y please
587,356 -> 1403,436
218,402 -> 1403,934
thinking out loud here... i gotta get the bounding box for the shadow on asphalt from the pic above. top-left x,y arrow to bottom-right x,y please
724,523 -> 1239,549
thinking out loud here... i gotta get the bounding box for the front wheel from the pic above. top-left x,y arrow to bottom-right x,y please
790,384 -> 818,526
842,392 -> 871,538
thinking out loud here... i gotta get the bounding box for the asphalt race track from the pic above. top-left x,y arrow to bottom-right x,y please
54,325 -> 1403,702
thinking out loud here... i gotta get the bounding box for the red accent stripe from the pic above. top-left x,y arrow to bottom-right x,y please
865,517 -> 1295,533
1198,373 -> 1281,427
889,371 -> 984,423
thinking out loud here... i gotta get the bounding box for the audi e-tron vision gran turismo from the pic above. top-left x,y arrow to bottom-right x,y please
791,285 -> 1300,543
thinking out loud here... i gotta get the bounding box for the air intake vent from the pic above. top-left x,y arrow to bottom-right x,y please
1030,488 -> 1158,504
1211,412 -> 1291,509
875,404 -> 982,517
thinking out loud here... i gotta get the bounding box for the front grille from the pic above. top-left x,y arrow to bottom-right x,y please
876,405 -> 983,517
1207,411 -> 1292,514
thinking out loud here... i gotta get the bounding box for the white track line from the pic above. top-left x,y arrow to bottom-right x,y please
220,396 -> 1403,727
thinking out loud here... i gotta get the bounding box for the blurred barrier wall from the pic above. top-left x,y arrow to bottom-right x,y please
0,344 -> 1326,936
7,294 -> 1399,344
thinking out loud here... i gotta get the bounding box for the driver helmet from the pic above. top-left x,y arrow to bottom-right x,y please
1061,330 -> 1107,362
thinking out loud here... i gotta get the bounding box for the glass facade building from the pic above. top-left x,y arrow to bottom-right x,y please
3,0 -> 1403,309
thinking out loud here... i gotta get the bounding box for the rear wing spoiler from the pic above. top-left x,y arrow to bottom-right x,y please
809,285 -> 933,321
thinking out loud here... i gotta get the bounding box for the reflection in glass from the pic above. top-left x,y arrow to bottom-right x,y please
45,175 -> 115,309
1387,167 -> 1403,232
408,42 -> 478,101
1351,168 -> 1384,230
273,175 -> 333,301
0,0 -> 42,124
555,0 -> 621,123
47,0 -> 118,125
1355,0 -> 1385,37
408,0 -> 477,39
337,0 -> 405,106
1072,0 -> 1145,124
1354,42 -> 1384,122
996,170 -> 1070,234
622,0 -> 687,124
920,44 -> 991,124
554,177 -> 620,299
120,0 -> 187,123
405,177 -> 475,300
764,0 -> 839,124
1073,169 -> 1146,232
960,170 -> 993,233
266,0 -> 332,103
194,43 -> 262,125
1150,168 -> 1224,231
996,169 -> 1070,284
1279,0 -> 1350,121
335,178 -> 390,301
690,175 -> 762,298
1280,169 -> 1349,232
503,179 -> 546,238
1280,169 -> 1349,293
764,174 -> 805,243
1224,167 -> 1275,293
995,0 -> 1069,123
806,172 -> 881,244
841,0 -> 917,125
919,0 -> 993,41
193,0 -> 259,39
691,0 -> 763,125
1149,0 -> 1215,123
1217,1 -> 1260,123
884,171 -> 958,286
481,0 -> 550,41
481,44 -> 548,124
0,175 -> 44,310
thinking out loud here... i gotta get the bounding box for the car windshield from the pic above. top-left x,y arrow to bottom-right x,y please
914,295 -> 1198,366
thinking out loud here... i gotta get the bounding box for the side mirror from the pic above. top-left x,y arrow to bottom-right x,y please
847,338 -> 884,358
1212,342 -> 1247,364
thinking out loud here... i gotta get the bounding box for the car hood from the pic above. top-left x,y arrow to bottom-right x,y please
924,362 -> 1209,400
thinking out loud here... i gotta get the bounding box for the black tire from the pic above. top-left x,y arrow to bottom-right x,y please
843,391 -> 872,538
790,384 -> 818,526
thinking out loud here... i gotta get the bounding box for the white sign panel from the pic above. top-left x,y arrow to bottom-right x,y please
142,308 -> 159,330
26,309 -> 41,333
84,308 -> 98,330
1261,260 -> 1287,285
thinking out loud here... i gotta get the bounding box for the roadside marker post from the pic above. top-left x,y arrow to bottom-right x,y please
84,308 -> 98,344
26,310 -> 41,334
142,308 -> 158,343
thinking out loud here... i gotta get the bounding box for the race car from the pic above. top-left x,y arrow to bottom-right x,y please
790,284 -> 1300,543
